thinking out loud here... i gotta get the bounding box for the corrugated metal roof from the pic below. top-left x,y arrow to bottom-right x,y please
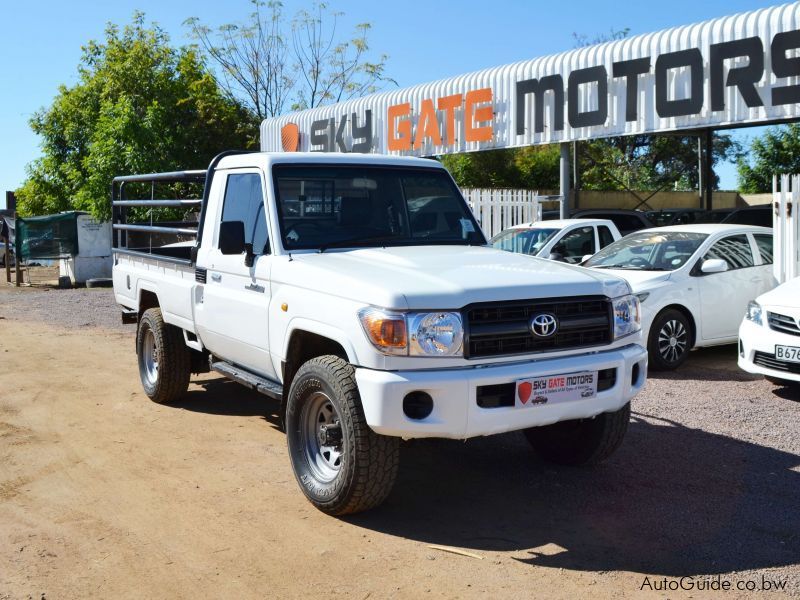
261,3 -> 800,155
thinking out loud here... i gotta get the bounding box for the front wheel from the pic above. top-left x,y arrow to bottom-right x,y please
136,307 -> 191,404
648,308 -> 692,371
523,403 -> 631,466
286,355 -> 399,515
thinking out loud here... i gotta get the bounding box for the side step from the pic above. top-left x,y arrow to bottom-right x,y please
209,358 -> 283,400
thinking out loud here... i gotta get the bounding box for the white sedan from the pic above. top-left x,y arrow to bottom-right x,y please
585,224 -> 776,370
739,276 -> 800,387
489,219 -> 621,263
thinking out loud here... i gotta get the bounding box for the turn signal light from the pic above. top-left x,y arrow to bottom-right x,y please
358,308 -> 407,355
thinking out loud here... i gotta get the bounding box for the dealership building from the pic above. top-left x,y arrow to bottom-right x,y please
261,3 -> 800,216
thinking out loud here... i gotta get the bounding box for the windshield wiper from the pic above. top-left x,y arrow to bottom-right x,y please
318,233 -> 404,253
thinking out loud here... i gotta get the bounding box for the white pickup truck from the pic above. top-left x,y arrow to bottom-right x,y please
111,151 -> 647,515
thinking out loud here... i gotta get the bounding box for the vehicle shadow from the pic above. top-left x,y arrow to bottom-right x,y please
772,384 -> 800,402
171,377 -> 283,430
348,413 -> 800,577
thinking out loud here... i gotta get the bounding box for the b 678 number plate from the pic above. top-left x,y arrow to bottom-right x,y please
775,345 -> 800,363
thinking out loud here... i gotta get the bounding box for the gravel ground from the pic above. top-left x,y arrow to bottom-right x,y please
2,285 -> 799,595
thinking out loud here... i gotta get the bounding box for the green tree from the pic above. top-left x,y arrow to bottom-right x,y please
440,146 -> 561,190
737,124 -> 800,193
17,13 -> 253,219
580,134 -> 742,192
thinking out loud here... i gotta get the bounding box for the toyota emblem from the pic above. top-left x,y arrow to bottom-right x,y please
530,313 -> 558,338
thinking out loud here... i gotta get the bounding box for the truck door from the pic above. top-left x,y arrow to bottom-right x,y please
194,169 -> 276,379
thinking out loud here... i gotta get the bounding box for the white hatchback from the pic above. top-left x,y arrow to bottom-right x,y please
585,224 -> 777,370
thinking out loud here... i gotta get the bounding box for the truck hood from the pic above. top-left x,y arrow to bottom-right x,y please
757,275 -> 800,309
279,245 -> 631,309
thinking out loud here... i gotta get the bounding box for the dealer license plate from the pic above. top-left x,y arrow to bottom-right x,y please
775,345 -> 800,363
514,371 -> 598,408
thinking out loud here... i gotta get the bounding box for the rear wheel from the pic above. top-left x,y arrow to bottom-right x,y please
648,309 -> 692,371
136,308 -> 191,404
523,403 -> 631,466
286,355 -> 399,515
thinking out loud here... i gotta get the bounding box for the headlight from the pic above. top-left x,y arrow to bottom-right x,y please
745,300 -> 762,325
612,294 -> 641,340
409,312 -> 464,356
358,308 -> 407,355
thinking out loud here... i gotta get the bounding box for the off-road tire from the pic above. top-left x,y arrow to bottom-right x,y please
286,355 -> 399,515
523,402 -> 631,466
648,308 -> 692,371
136,307 -> 191,404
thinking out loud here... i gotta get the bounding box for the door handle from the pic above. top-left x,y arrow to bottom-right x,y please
211,273 -> 222,282
245,283 -> 265,293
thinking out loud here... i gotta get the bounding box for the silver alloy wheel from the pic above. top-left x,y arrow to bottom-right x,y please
657,319 -> 688,363
299,391 -> 343,482
142,328 -> 159,386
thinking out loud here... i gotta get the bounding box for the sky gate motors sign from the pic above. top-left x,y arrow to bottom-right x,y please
262,5 -> 800,156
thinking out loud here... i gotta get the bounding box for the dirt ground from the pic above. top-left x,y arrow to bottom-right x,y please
1,285 -> 798,599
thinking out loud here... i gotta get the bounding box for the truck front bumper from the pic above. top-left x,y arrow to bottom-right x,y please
739,319 -> 800,383
355,344 -> 648,439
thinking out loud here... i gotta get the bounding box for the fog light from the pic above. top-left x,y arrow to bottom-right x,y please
403,391 -> 433,420
739,339 -> 744,358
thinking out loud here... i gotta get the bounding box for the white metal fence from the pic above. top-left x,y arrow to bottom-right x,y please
773,175 -> 800,284
462,189 -> 563,238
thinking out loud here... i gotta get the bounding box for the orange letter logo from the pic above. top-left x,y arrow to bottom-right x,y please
281,123 -> 300,152
413,98 -> 443,149
437,93 -> 462,145
465,88 -> 494,143
387,103 -> 412,151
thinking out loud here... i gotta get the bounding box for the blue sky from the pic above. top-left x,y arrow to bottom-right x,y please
0,0 -> 784,208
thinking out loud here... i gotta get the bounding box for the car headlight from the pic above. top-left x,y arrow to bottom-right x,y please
408,312 -> 464,356
745,300 -> 762,325
612,294 -> 641,340
358,309 -> 464,357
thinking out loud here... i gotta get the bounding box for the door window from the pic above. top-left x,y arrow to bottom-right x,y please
552,227 -> 595,263
220,173 -> 269,254
754,234 -> 774,264
598,225 -> 615,248
702,235 -> 754,270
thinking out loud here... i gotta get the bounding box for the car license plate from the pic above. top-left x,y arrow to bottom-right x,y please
515,371 -> 598,407
775,345 -> 800,363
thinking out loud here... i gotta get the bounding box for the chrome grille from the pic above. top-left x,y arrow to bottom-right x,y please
767,312 -> 800,337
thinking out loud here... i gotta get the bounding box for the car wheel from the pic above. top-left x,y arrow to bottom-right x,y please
136,307 -> 191,404
522,402 -> 630,465
648,308 -> 692,371
285,355 -> 399,515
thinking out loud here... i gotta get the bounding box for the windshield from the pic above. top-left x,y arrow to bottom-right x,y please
490,228 -> 559,255
273,165 -> 485,250
585,231 -> 708,271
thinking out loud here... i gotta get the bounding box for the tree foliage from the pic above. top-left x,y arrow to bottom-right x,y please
186,1 -> 395,119
441,146 -> 561,190
17,14 -> 252,219
737,124 -> 800,193
580,134 -> 742,192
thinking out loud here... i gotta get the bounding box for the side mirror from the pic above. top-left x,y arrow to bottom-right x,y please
581,254 -> 593,264
701,258 -> 729,274
548,252 -> 565,262
219,221 -> 246,255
